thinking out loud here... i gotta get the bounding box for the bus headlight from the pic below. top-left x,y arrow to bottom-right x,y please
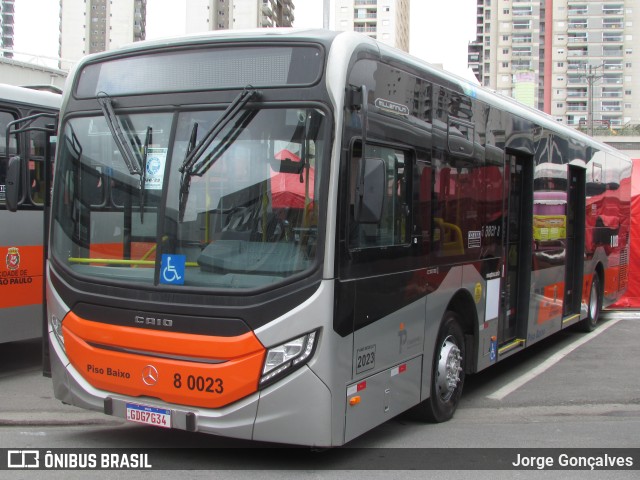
51,314 -> 65,350
259,329 -> 319,388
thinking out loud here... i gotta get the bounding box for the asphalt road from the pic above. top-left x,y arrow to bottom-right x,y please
0,312 -> 639,478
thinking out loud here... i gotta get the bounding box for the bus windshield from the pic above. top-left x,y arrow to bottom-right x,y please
51,106 -> 326,290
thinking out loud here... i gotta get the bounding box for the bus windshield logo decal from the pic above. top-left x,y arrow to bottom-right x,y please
160,254 -> 185,285
144,147 -> 167,190
374,98 -> 409,117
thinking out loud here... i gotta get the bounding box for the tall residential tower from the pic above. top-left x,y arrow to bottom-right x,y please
334,0 -> 410,52
185,0 -> 294,33
60,0 -> 146,70
468,0 -> 639,131
0,0 -> 14,58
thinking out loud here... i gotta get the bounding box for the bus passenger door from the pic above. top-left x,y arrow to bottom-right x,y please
500,153 -> 533,344
564,165 -> 585,317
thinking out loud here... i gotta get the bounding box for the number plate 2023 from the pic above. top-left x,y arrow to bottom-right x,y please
355,345 -> 376,374
126,402 -> 171,429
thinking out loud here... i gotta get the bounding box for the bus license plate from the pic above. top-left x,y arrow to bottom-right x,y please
125,402 -> 171,429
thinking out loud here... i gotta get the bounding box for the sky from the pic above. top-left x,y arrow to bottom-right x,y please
12,0 -> 477,79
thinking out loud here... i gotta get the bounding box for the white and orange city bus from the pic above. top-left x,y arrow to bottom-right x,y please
0,84 -> 60,345
6,30 -> 630,446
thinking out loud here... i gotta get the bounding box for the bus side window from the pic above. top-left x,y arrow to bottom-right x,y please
349,142 -> 411,249
1,111 -> 18,153
417,162 -> 432,252
0,110 -> 18,205
27,119 -> 55,206
29,158 -> 46,205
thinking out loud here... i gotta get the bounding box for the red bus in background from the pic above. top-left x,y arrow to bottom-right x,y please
611,158 -> 640,308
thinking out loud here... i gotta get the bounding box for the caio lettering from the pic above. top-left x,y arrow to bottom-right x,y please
134,316 -> 173,328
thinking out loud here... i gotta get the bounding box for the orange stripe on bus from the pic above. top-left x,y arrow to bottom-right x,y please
0,245 -> 43,308
62,312 -> 266,409
63,313 -> 263,359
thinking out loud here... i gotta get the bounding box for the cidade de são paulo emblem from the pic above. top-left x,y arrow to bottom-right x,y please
6,247 -> 20,271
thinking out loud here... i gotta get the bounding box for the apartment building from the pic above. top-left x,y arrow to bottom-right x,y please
334,0 -> 410,52
60,0 -> 146,70
468,0 -> 640,131
185,0 -> 294,33
1,0 -> 14,58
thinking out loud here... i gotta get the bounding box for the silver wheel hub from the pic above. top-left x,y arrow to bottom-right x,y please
436,336 -> 462,402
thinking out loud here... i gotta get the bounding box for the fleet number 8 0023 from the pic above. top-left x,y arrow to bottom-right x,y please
173,373 -> 224,394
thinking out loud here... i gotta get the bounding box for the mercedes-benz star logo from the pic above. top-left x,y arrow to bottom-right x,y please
141,365 -> 159,386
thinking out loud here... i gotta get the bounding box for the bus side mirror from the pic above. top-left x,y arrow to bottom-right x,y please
5,156 -> 21,212
355,157 -> 385,224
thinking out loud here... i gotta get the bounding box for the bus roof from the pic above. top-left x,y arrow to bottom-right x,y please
69,28 -> 627,161
83,28 -> 339,57
0,83 -> 62,110
371,39 -> 627,160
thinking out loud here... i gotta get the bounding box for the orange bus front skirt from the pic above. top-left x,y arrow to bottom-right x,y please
62,312 -> 266,409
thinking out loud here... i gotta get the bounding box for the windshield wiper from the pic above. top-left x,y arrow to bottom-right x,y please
178,86 -> 260,222
97,92 -> 143,176
185,122 -> 199,162
180,86 -> 258,175
97,92 -> 151,222
177,123 -> 198,223
190,109 -> 258,176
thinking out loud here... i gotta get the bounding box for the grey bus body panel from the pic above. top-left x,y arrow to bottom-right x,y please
345,355 -> 422,443
352,295 -> 426,377
253,366 -> 332,445
0,304 -> 41,342
0,211 -> 44,246
253,279 -> 352,446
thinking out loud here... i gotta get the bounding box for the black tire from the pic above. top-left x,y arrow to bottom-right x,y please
579,274 -> 602,332
418,311 -> 466,423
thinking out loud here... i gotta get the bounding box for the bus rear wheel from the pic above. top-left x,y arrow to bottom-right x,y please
419,311 -> 466,423
579,274 -> 602,332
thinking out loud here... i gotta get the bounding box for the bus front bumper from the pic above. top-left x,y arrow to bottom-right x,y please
49,329 -> 333,446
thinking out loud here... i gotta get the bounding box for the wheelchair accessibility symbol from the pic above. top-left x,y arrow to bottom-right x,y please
160,254 -> 186,285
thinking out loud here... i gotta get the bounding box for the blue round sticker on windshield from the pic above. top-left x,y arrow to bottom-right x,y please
146,157 -> 161,175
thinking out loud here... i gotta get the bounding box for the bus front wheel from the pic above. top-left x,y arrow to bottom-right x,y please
419,311 -> 466,423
